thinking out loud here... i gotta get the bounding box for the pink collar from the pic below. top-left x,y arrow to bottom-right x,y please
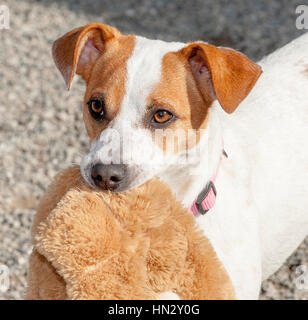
190,150 -> 227,216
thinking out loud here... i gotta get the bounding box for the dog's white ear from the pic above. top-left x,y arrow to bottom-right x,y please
181,43 -> 262,113
52,23 -> 121,90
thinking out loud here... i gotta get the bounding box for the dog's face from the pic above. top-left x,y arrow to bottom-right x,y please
53,23 -> 262,192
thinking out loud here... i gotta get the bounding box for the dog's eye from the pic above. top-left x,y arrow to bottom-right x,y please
152,110 -> 173,124
87,97 -> 105,120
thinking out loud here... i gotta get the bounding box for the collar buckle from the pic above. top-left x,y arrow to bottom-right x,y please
195,181 -> 217,215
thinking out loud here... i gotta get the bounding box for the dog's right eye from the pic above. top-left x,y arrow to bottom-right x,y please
87,97 -> 105,121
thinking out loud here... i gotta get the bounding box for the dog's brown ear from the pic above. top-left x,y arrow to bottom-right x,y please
52,23 -> 121,90
181,43 -> 262,113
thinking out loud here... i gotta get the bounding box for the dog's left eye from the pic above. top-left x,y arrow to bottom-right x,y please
152,110 -> 173,124
87,97 -> 105,120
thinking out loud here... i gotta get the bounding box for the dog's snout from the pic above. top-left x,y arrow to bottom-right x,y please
91,163 -> 126,191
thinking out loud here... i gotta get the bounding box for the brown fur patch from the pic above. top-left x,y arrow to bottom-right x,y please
182,43 -> 262,114
83,35 -> 136,141
148,51 -> 212,153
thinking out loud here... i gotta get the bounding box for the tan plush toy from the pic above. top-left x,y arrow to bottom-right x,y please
26,166 -> 235,300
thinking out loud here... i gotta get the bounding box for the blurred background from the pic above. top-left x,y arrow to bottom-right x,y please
0,0 -> 307,299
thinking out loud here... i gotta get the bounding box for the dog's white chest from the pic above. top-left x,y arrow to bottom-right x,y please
195,196 -> 262,299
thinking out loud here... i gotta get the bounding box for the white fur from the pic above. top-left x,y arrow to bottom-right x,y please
158,292 -> 180,300
81,33 -> 308,299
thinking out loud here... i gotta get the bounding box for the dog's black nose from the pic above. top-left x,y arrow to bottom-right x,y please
91,163 -> 126,191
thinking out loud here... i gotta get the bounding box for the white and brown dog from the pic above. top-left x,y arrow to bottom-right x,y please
52,23 -> 308,299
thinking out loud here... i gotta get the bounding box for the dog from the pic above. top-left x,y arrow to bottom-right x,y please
52,23 -> 308,299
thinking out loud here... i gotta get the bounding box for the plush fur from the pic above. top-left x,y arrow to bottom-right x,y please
26,166 -> 235,300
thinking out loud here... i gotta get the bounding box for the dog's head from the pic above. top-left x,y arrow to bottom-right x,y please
52,23 -> 262,192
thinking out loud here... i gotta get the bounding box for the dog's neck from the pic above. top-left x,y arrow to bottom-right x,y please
158,102 -> 224,208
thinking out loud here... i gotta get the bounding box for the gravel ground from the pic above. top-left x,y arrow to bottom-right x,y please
0,0 -> 307,300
